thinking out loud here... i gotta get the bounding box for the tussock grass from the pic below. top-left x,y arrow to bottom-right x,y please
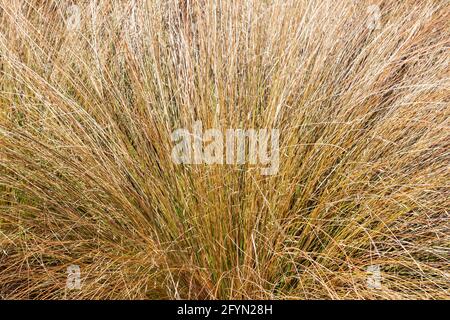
0,0 -> 449,299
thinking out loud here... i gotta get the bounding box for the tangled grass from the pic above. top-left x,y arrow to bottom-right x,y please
0,0 -> 449,299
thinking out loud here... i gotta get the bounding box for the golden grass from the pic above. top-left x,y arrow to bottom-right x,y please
0,0 -> 449,299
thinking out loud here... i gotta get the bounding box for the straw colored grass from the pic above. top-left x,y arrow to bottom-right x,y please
0,0 -> 449,299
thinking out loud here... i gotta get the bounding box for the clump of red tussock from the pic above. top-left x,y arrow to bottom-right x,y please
0,0 -> 449,299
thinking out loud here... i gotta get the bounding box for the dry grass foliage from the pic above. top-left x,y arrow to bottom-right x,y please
0,0 -> 449,299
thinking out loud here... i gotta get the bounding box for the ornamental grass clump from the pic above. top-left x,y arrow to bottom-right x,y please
0,0 -> 448,299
